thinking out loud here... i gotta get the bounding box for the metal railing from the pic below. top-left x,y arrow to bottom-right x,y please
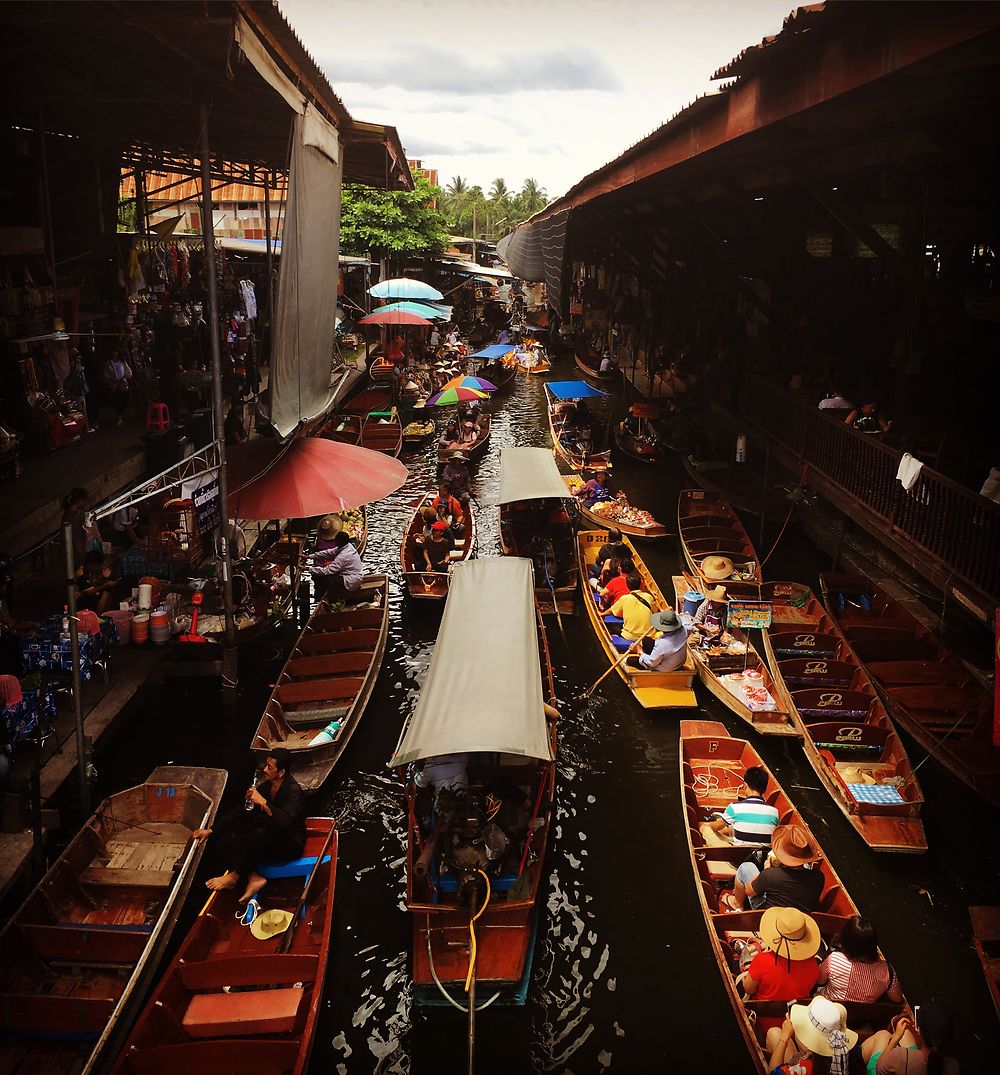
743,376 -> 1000,603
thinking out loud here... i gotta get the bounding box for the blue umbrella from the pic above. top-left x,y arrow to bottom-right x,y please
369,277 -> 444,301
375,300 -> 450,321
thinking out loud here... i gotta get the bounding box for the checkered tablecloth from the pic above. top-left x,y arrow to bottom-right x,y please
847,782 -> 906,805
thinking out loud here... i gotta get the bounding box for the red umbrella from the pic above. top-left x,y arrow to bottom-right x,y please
358,309 -> 432,326
226,437 -> 408,520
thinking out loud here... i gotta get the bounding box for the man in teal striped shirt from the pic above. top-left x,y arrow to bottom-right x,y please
708,766 -> 778,846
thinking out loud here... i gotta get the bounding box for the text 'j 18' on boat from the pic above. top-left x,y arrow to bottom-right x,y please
401,492 -> 477,600
760,582 -> 927,853
252,578 -> 389,792
110,818 -> 337,1075
0,766 -> 227,1075
577,529 -> 697,709
497,446 -> 577,616
681,720 -> 913,1074
819,572 -> 1000,808
677,489 -> 762,600
544,380 -> 612,472
389,558 -> 557,1022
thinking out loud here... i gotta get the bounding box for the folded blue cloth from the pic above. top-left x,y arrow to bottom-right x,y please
610,635 -> 631,652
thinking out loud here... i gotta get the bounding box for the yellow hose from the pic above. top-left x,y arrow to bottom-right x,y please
464,870 -> 492,993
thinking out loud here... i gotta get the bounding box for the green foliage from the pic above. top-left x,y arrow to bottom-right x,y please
340,176 -> 450,257
439,176 -> 549,241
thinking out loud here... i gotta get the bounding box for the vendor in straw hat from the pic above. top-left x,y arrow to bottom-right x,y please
741,907 -> 823,1037
692,583 -> 727,640
767,995 -> 860,1075
315,514 -> 342,553
725,822 -> 824,913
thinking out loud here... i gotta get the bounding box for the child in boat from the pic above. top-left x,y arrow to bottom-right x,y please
598,561 -> 634,610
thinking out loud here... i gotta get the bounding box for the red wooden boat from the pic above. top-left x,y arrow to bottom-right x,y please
400,492 -> 476,600
677,489 -> 762,599
681,720 -> 912,1073
760,582 -> 927,852
390,559 -> 557,1015
342,386 -> 392,415
820,572 -> 1000,808
110,819 -> 337,1075
0,766 -> 226,1075
970,906 -> 1000,1021
318,413 -> 362,445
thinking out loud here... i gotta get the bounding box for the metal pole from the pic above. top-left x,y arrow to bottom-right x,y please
63,523 -> 89,815
38,124 -> 60,312
263,170 -> 276,367
199,106 -> 237,663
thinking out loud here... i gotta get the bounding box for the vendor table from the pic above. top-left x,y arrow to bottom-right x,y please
19,615 -> 118,681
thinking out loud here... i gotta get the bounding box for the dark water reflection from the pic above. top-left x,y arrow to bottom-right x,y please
98,356 -> 1000,1073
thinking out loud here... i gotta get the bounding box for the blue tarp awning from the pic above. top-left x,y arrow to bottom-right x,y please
471,344 -> 516,359
546,380 -> 607,400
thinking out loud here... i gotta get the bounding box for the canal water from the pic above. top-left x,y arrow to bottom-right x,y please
97,354 -> 1000,1073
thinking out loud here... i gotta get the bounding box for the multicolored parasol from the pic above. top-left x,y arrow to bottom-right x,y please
440,374 -> 498,393
424,385 -> 489,406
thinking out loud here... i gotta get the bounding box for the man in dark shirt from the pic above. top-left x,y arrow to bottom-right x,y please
194,747 -> 306,905
728,823 -> 824,912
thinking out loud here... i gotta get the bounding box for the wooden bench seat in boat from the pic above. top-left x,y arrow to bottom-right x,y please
125,1039 -> 300,1075
276,676 -> 364,708
884,685 -> 984,715
779,658 -> 855,688
791,688 -> 873,721
842,625 -> 913,644
851,638 -> 938,663
681,525 -> 747,542
308,609 -> 383,632
257,853 -> 334,880
865,660 -> 966,687
23,921 -> 152,963
808,722 -> 890,758
0,991 -> 116,1039
80,866 -> 176,888
179,953 -> 318,991
294,629 -> 379,655
182,986 -> 306,1038
287,652 -> 372,680
687,540 -> 752,558
744,999 -> 902,1032
769,631 -> 840,659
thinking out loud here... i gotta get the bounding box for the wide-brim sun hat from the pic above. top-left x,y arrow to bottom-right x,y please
651,610 -> 683,633
318,515 -> 342,537
760,906 -> 821,961
704,584 -> 727,602
789,996 -> 858,1056
701,555 -> 735,580
249,907 -> 294,940
449,452 -> 468,462
771,822 -> 821,866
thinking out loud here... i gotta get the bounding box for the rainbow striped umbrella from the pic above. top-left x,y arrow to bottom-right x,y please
441,374 -> 498,393
424,385 -> 489,406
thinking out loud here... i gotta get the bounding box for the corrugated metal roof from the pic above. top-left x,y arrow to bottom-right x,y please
711,2 -> 834,81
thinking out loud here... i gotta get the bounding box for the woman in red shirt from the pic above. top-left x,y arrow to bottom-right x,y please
742,907 -> 822,1037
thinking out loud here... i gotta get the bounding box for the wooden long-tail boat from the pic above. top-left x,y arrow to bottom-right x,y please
970,906 -> 1000,1021
0,766 -> 226,1075
681,455 -> 790,518
110,818 -> 337,1075
576,529 -> 696,709
401,493 -> 476,600
369,356 -> 395,383
573,351 -> 620,385
544,381 -> 612,472
361,408 -> 403,457
677,489 -> 762,599
476,358 -> 517,395
342,386 -> 392,415
402,418 -> 436,448
438,413 -> 491,464
318,413 -> 362,445
671,573 -> 799,736
564,474 -> 670,539
497,447 -> 576,616
615,412 -> 667,465
819,572 -> 1000,808
390,559 -> 557,1012
513,343 -> 550,374
252,577 -> 389,792
680,720 -> 911,1073
760,581 -> 927,852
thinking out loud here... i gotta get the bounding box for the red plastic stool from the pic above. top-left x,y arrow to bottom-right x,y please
146,402 -> 172,432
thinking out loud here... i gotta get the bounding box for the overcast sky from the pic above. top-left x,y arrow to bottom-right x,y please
281,0 -> 798,200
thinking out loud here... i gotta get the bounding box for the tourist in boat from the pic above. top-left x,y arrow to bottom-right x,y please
599,352 -> 617,375
423,521 -> 454,570
194,748 -> 306,906
766,995 -> 862,1075
460,420 -> 479,446
310,529 -> 364,604
845,400 -> 891,434
605,580 -> 658,647
726,823 -> 824,913
598,559 -> 634,610
433,486 -> 465,537
590,528 -> 625,580
692,585 -> 728,640
740,907 -> 822,1029
385,334 -> 405,363
441,451 -> 470,499
705,765 -> 779,847
627,610 -> 690,672
816,916 -> 903,1005
415,752 -> 470,797
861,1001 -> 957,1075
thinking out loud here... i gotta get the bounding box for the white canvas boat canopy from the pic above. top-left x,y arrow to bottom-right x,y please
389,559 -> 553,766
497,447 -> 570,505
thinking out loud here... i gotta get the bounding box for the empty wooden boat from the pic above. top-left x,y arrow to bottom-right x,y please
401,492 -> 476,600
819,572 -> 1000,808
0,766 -> 227,1075
677,489 -> 762,599
498,447 -> 576,616
252,577 -> 389,792
577,529 -> 696,709
564,473 -> 670,539
438,413 -> 491,464
760,582 -> 927,853
343,386 -> 392,415
544,381 -> 612,472
110,818 -> 337,1075
671,573 -> 798,736
681,720 -> 912,1073
970,906 -> 1000,1021
681,455 -> 790,518
360,408 -> 403,457
390,559 -> 557,1011
318,413 -> 362,445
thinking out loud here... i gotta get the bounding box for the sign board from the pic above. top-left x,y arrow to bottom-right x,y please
855,222 -> 905,258
805,232 -> 833,258
727,600 -> 773,629
191,474 -> 221,537
630,402 -> 659,419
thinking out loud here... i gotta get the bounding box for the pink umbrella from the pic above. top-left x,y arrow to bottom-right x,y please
358,309 -> 432,326
227,437 -> 408,519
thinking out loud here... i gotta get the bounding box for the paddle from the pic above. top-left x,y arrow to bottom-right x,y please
276,822 -> 337,955
576,625 -> 656,699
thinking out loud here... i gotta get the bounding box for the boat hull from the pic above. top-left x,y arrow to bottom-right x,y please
401,494 -> 477,600
677,489 -> 762,599
438,414 -> 491,463
498,505 -> 576,615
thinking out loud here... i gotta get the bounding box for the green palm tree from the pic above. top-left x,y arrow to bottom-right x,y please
488,178 -> 509,202
447,176 -> 468,197
519,178 -> 548,216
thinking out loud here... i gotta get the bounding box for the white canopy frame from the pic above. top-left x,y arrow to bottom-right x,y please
497,446 -> 571,505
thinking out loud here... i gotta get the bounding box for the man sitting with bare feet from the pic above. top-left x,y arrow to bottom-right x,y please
193,748 -> 306,905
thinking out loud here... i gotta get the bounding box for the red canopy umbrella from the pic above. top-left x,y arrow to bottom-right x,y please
358,309 -> 432,326
226,437 -> 408,520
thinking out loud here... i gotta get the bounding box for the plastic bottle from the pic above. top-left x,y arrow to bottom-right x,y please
62,605 -> 70,634
244,772 -> 258,811
308,720 -> 341,747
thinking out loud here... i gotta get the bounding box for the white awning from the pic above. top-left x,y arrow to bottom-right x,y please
497,447 -> 570,505
389,559 -> 553,766
437,259 -> 514,280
